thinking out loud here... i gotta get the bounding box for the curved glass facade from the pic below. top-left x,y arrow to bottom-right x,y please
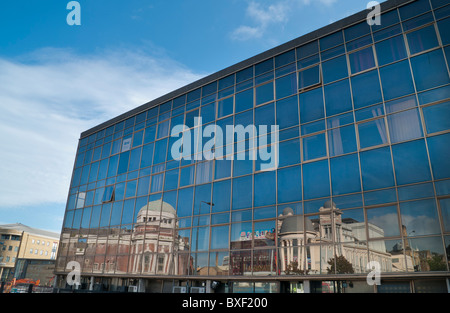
56,0 -> 450,292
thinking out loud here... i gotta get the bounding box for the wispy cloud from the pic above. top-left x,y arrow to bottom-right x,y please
230,0 -> 338,41
0,48 -> 204,209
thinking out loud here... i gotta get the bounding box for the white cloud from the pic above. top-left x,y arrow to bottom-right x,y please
230,0 -> 339,41
0,48 -> 204,209
230,1 -> 289,41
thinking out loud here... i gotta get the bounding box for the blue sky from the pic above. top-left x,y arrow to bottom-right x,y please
0,0 -> 380,233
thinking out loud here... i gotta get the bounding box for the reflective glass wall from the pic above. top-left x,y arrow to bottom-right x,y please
57,0 -> 450,279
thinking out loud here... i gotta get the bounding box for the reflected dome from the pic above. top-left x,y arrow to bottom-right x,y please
136,199 -> 176,223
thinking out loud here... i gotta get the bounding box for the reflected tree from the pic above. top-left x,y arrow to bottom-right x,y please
327,255 -> 354,274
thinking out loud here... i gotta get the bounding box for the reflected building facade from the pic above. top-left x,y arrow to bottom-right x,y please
55,0 -> 450,293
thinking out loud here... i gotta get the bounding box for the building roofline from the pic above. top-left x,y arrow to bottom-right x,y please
80,0 -> 413,139
0,223 -> 60,240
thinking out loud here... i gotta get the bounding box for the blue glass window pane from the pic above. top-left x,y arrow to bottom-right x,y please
215,159 -> 231,179
193,183 -> 212,215
236,67 -> 253,84
387,108 -> 423,143
114,182 -> 125,201
254,105 -> 274,133
99,203 -> 111,227
360,147 -> 395,190
351,70 -> 383,109
157,120 -> 170,139
117,151 -> 130,175
321,45 -> 345,61
422,101 -> 450,134
366,205 -> 399,236
330,153 -> 361,196
255,59 -> 273,76
212,180 -> 231,213
276,95 -> 299,129
355,104 -> 384,122
303,133 -> 327,161
140,143 -> 154,168
327,112 -> 354,129
346,35 -> 373,52
255,82 -> 274,105
275,49 -> 295,68
345,21 -> 371,41
406,25 -> 439,55
143,125 -> 156,144
179,165 -> 195,187
411,49 -> 450,91
201,102 -> 215,124
164,169 -> 178,190
380,60 -> 415,101
402,12 -> 434,31
211,225 -> 229,249
153,139 -> 167,164
177,187 -> 193,217
128,147 -> 141,172
303,160 -> 330,200
328,124 -> 357,157
254,171 -> 276,207
126,179 -> 137,198
385,95 -> 417,114
196,161 -> 213,184
398,182 -> 434,201
436,179 -> 450,196
320,31 -> 343,50
299,87 -> 324,123
358,118 -> 388,148
298,65 -> 320,89
371,10 -> 400,32
400,199 -> 440,236
232,175 -> 252,210
297,54 -> 319,69
277,165 -> 302,203
392,139 -> 431,185
235,89 -> 254,113
278,138 -> 300,167
349,46 -> 375,74
399,0 -> 431,20
437,17 -> 450,45
150,174 -> 163,193
89,206 -> 101,228
88,162 -> 99,183
427,133 -> 450,179
297,41 -> 319,59
375,35 -> 407,66
418,85 -> 450,106
276,73 -> 297,99
301,119 -> 325,135
217,96 -> 234,119
233,150 -> 253,177
322,55 -> 348,84
324,79 -> 353,116
81,207 -> 92,228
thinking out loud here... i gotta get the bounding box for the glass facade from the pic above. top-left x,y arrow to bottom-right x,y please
56,0 -> 450,292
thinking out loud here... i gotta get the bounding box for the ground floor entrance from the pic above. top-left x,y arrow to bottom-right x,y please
54,274 -> 449,293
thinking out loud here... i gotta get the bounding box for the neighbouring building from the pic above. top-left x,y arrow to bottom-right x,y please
0,223 -> 59,285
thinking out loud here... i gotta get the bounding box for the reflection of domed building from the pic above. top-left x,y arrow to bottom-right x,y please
278,207 -> 316,273
128,200 -> 189,276
278,201 -> 392,275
